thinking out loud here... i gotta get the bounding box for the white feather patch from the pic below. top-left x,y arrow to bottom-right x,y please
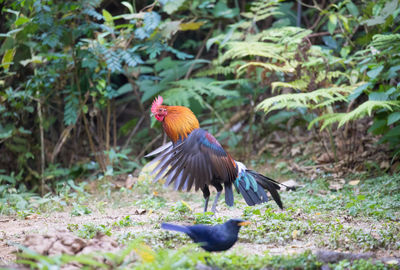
236,161 -> 247,174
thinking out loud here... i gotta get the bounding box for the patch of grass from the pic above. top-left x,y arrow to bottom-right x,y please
113,215 -> 136,227
282,174 -> 400,221
16,243 -> 399,270
331,259 -> 394,270
70,203 -> 92,216
170,200 -> 192,215
75,223 -> 112,239
134,194 -> 166,210
117,230 -> 190,250
194,212 -> 222,224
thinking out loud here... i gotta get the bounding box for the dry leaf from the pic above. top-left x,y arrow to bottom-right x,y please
134,209 -> 147,215
317,153 -> 333,164
380,160 -> 390,170
290,147 -> 301,156
25,214 -> 39,220
329,179 -> 345,191
348,180 -> 360,186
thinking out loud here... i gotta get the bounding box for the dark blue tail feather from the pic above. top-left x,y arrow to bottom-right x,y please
224,183 -> 234,207
161,223 -> 190,234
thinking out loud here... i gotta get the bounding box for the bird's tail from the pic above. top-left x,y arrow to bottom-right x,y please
234,162 -> 284,209
246,170 -> 283,209
161,223 -> 190,234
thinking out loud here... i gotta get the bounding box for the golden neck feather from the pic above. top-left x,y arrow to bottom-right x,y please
163,106 -> 200,143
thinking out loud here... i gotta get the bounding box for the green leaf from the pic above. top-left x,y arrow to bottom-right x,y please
213,2 -> 239,18
18,127 -> 31,134
368,119 -> 387,134
367,65 -> 383,79
159,21 -> 181,39
102,9 -> 114,25
15,16 -> 30,26
121,1 -> 134,14
348,83 -> 371,101
384,125 -> 400,137
388,65 -> 400,79
346,1 -> 359,17
0,124 -> 14,139
387,112 -> 400,125
322,36 -> 337,49
82,58 -> 98,69
116,83 -> 133,97
163,0 -> 186,15
1,48 -> 15,70
369,92 -> 388,101
328,14 -> 337,35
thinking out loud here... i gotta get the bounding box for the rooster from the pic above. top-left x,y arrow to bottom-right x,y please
146,96 -> 287,213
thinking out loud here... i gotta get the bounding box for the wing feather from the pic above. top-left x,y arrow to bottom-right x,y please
147,128 -> 237,192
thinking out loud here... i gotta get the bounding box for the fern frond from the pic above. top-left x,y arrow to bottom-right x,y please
210,79 -> 250,87
222,42 -> 286,63
271,80 -> 309,92
370,34 -> 400,51
256,86 -> 354,114
162,78 -> 239,107
308,113 -> 345,130
338,101 -> 400,127
327,71 -> 349,81
237,62 -> 295,76
241,0 -> 280,22
258,27 -> 312,45
196,61 -> 244,76
309,101 -> 400,131
313,96 -> 348,109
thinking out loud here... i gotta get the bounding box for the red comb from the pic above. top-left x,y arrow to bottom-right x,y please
151,95 -> 163,115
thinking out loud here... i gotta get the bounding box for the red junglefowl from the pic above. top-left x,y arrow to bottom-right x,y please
146,96 -> 288,213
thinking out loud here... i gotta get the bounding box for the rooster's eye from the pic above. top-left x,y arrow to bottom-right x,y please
159,108 -> 162,112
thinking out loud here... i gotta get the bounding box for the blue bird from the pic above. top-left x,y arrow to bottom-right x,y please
161,219 -> 250,252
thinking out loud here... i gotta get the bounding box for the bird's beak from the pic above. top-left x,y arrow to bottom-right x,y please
238,221 -> 251,226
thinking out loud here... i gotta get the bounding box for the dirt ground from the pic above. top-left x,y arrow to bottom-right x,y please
1,190 -> 398,266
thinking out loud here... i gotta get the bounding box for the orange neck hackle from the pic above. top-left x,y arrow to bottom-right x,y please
163,106 -> 200,143
151,96 -> 200,143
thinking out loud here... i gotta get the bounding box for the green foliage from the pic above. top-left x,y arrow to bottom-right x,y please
205,0 -> 400,160
1,0 -> 241,191
113,215 -> 136,227
76,223 -> 112,239
70,203 -> 92,216
170,201 -> 192,215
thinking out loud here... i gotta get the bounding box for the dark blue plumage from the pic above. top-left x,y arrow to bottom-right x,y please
161,219 -> 249,252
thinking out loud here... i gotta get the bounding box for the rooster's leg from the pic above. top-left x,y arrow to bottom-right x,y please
202,186 -> 211,213
210,191 -> 221,213
204,197 -> 209,212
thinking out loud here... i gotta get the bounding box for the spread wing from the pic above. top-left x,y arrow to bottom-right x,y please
147,128 -> 237,191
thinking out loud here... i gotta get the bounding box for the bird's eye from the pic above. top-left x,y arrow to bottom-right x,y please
159,108 -> 162,112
